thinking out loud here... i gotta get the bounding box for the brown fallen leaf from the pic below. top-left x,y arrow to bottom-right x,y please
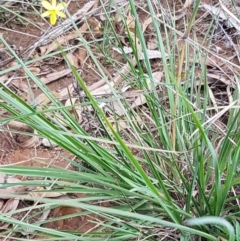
0,198 -> 19,214
19,66 -> 40,76
6,120 -> 40,148
184,0 -> 193,8
227,85 -> 233,104
147,37 -> 158,50
131,72 -> 163,109
59,83 -> 76,98
0,175 -> 26,199
208,87 -> 218,113
34,91 -> 62,107
0,199 -> 20,230
10,79 -> 29,92
28,187 -> 64,198
113,46 -> 166,60
126,12 -> 135,33
64,97 -> 82,123
54,97 -> 82,126
0,74 -> 8,83
0,200 -> 4,210
18,129 -> 40,148
108,115 -> 142,131
89,57 -> 137,96
40,69 -> 72,85
7,120 -> 33,132
207,73 -> 231,86
75,48 -> 88,68
67,51 -> 81,69
86,17 -> 102,32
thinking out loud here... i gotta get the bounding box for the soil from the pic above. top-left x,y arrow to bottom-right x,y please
0,0 -> 239,239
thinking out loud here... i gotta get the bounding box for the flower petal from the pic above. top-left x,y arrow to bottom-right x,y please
56,2 -> 66,10
50,12 -> 57,25
56,10 -> 66,18
41,10 -> 51,17
42,0 -> 52,10
52,0 -> 56,7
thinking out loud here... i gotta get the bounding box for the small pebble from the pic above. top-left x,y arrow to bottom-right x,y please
42,138 -> 58,148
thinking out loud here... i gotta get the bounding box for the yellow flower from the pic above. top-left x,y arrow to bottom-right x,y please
41,0 -> 67,25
